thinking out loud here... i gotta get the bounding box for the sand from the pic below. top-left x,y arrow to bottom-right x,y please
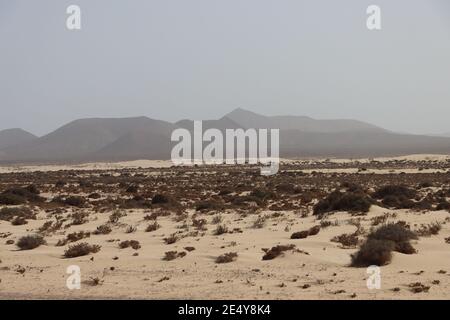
1,154 -> 450,300
1,205 -> 449,300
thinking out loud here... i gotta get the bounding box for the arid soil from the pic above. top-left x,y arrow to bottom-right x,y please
1,156 -> 450,299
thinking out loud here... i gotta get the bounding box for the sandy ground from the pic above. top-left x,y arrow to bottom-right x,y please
1,205 -> 449,300
0,160 -> 174,174
1,154 -> 448,174
1,154 -> 450,300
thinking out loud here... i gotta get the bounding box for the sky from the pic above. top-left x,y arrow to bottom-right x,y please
0,0 -> 449,136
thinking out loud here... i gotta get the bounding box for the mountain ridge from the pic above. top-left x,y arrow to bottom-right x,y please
1,108 -> 449,163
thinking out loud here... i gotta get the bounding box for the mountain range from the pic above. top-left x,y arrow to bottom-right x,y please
1,108 -> 450,163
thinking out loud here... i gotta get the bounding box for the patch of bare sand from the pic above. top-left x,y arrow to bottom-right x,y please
1,205 -> 449,299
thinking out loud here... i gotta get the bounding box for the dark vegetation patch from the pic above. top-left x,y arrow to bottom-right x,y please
351,223 -> 418,267
163,251 -> 186,261
215,252 -> 238,263
64,242 -> 101,258
262,244 -> 296,260
164,233 -> 178,244
290,225 -> 321,239
61,196 -> 86,207
313,190 -> 372,217
373,185 -> 420,209
118,240 -> 141,250
0,206 -> 35,221
145,221 -> 160,232
416,222 -> 441,237
56,231 -> 91,246
93,224 -> 112,235
331,233 -> 359,248
214,224 -> 228,235
0,185 -> 43,204
17,234 -> 46,250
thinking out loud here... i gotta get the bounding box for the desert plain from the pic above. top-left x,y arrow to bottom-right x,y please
1,155 -> 450,299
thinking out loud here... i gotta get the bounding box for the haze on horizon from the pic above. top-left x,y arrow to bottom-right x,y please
1,0 -> 449,136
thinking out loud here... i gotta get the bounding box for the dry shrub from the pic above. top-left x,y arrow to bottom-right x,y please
331,233 -> 359,248
211,215 -> 223,224
64,242 -> 101,258
163,251 -> 186,261
373,185 -> 418,209
250,188 -> 275,200
409,282 -> 430,293
214,224 -> 228,235
64,196 -> 86,207
192,218 -> 208,230
416,222 -> 441,237
252,215 -> 267,229
350,239 -> 394,267
313,190 -> 372,217
308,225 -> 321,236
164,233 -> 178,244
368,223 -> 417,254
369,223 -> 417,244
109,210 -> 127,223
351,223 -> 418,267
0,193 -> 26,205
38,219 -> 63,234
118,240 -> 141,250
145,221 -> 160,232
56,231 -> 91,246
125,184 -> 139,193
373,185 -> 417,199
0,185 -> 43,204
93,224 -> 112,235
0,206 -> 34,221
218,188 -> 232,196
290,230 -> 309,239
11,216 -> 28,226
276,183 -> 299,194
262,244 -> 295,260
70,211 -> 89,225
436,201 -> 450,211
215,252 -> 238,263
152,193 -> 170,204
17,234 -> 46,250
87,277 -> 104,286
195,200 -> 223,212
290,225 -> 320,239
125,225 -> 137,233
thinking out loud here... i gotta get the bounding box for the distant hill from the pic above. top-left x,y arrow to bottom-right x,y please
1,108 -> 450,163
225,108 -> 387,133
0,128 -> 37,150
0,117 -> 174,162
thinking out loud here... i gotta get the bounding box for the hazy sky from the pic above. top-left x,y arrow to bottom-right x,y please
1,0 -> 449,136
